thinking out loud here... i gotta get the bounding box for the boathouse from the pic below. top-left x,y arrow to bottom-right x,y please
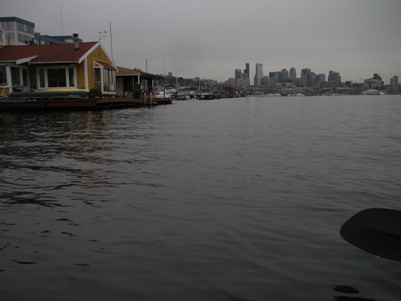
116,66 -> 164,97
0,34 -> 116,97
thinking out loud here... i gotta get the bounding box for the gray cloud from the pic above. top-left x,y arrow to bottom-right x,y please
2,0 -> 400,83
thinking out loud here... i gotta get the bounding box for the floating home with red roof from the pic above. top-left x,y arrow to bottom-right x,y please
0,34 -> 116,97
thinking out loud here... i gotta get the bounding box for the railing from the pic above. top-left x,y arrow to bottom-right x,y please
94,82 -> 116,93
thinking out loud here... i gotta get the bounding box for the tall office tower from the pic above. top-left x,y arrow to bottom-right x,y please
235,69 -> 242,80
301,68 -> 311,77
300,68 -> 311,87
281,69 -> 289,83
317,74 -> 326,83
328,70 -> 341,85
289,67 -> 296,79
254,63 -> 263,85
390,76 -> 399,86
244,63 -> 250,79
389,76 -> 399,93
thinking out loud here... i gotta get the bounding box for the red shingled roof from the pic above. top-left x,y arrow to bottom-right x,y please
0,42 -> 98,64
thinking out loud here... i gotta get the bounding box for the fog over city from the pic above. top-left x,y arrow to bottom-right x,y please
2,0 -> 401,83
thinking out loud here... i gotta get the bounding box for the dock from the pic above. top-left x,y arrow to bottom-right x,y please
0,96 -> 171,111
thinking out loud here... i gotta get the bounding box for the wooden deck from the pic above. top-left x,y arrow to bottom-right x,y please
0,96 -> 172,111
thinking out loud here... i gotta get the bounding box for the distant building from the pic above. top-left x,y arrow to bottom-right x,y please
244,63 -> 249,79
317,73 -> 326,83
261,76 -> 269,86
289,67 -> 296,80
389,76 -> 400,94
281,69 -> 289,83
35,33 -> 83,45
0,16 -> 81,46
269,72 -> 279,83
364,74 -> 383,89
254,63 -> 263,85
390,76 -> 398,86
228,78 -> 236,85
328,70 -> 341,87
300,68 -> 311,87
0,16 -> 35,46
235,69 -> 242,79
373,73 -> 382,81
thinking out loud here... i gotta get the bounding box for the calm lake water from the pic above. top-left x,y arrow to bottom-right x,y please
1,95 -> 401,301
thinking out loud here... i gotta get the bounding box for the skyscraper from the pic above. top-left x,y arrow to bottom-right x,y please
254,63 -> 263,85
289,67 -> 296,80
281,69 -> 289,83
235,69 -> 242,80
328,70 -> 341,86
244,63 -> 250,79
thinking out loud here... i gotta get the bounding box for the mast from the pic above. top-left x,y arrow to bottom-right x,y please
163,56 -> 166,97
109,22 -> 114,65
175,59 -> 178,90
60,4 -> 64,36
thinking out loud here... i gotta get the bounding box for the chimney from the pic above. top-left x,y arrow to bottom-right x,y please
73,33 -> 80,51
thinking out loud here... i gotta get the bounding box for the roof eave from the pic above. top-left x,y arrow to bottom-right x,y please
17,55 -> 39,64
30,61 -> 80,65
0,55 -> 39,65
78,42 -> 100,64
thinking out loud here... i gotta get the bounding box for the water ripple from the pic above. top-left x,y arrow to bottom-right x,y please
1,97 -> 401,300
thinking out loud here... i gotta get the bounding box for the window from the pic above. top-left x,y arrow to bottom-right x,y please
23,69 -> 28,87
11,67 -> 21,85
103,69 -> 115,92
39,69 -> 45,87
27,26 -> 34,35
0,66 -> 6,84
94,63 -> 116,93
17,22 -> 24,31
68,68 -> 74,87
48,68 -> 67,87
94,68 -> 101,90
37,67 -> 76,88
18,33 -> 33,44
9,32 -> 15,43
1,21 -> 14,31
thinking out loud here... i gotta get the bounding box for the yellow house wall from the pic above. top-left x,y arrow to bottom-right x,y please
76,45 -> 112,90
1,87 -> 10,97
76,63 -> 86,89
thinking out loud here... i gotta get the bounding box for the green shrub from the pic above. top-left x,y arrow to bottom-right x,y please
89,88 -> 102,98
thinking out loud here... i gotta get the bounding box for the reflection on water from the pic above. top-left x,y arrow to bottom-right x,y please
333,285 -> 376,301
1,97 -> 401,300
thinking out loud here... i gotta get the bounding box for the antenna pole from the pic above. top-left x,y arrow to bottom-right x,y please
109,21 -> 114,65
60,4 -> 64,36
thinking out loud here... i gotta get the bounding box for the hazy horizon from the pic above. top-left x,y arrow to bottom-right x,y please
2,0 -> 401,84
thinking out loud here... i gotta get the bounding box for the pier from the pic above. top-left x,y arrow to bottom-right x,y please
0,96 -> 171,111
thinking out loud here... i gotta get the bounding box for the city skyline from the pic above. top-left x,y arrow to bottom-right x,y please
1,0 -> 401,84
233,63 -> 377,86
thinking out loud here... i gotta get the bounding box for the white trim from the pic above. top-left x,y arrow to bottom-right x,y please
84,58 -> 88,89
16,55 -> 38,65
78,42 -> 100,64
31,61 -> 79,65
6,66 -> 12,86
100,64 -> 104,93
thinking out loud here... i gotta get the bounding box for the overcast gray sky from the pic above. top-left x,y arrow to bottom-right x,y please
2,0 -> 401,83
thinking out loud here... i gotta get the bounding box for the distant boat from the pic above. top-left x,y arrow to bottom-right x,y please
155,91 -> 173,99
362,89 -> 384,95
175,90 -> 190,100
